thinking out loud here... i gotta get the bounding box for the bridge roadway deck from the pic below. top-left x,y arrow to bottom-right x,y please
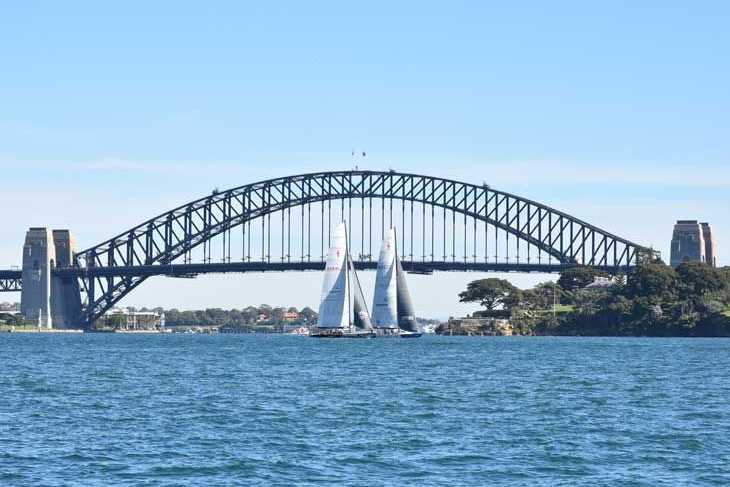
0,269 -> 21,279
1,260 -> 627,292
50,260 -> 601,278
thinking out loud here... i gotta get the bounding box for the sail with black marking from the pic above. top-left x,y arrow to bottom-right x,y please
372,228 -> 398,328
349,255 -> 373,331
396,255 -> 417,332
317,223 -> 350,328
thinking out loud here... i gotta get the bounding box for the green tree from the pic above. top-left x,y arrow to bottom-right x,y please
526,282 -> 566,309
0,312 -> 27,327
270,307 -> 285,322
242,306 -> 258,324
502,288 -> 525,311
459,278 -> 518,311
107,314 -> 127,329
557,266 -> 605,292
624,263 -> 677,304
299,306 -> 318,323
676,262 -> 726,300
719,267 -> 730,307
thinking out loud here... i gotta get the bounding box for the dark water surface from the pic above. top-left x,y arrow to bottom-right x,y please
1,334 -> 729,486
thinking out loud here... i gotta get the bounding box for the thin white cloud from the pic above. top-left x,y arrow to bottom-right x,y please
465,160 -> 730,189
2,155 -> 729,188
0,157 -> 250,176
77,159 -> 157,172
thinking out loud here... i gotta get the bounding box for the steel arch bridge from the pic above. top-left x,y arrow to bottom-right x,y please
63,170 -> 652,326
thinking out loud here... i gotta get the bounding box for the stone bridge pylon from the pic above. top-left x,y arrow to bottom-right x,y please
20,228 -> 81,328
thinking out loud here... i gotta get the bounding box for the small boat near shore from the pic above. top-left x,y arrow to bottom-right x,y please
398,330 -> 422,338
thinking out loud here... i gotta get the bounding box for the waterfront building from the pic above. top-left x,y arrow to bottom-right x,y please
103,308 -> 165,330
282,311 -> 299,322
585,277 -> 617,289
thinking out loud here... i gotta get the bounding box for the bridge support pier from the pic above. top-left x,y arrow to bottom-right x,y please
20,228 -> 82,328
21,228 -> 55,328
51,230 -> 82,328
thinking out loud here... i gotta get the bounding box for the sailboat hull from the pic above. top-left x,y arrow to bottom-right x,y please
310,328 -> 420,338
310,328 -> 375,338
372,328 -> 422,338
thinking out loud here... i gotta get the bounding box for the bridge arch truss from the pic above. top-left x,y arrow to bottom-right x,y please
74,170 -> 652,325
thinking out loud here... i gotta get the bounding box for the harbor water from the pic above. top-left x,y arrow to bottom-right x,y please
1,334 -> 729,486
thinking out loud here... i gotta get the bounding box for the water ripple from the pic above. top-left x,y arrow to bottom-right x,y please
1,335 -> 730,485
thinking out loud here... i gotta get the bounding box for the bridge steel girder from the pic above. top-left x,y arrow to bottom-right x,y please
0,279 -> 21,292
2,259 -> 620,294
54,260 -> 596,279
73,170 -> 653,327
0,270 -> 21,292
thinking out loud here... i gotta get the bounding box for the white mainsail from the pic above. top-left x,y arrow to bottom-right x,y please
372,227 -> 398,328
317,222 -> 350,328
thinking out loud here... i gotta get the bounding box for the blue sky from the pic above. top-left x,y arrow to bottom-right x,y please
1,2 -> 728,317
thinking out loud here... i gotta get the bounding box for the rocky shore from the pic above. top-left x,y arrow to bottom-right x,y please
435,318 -> 513,336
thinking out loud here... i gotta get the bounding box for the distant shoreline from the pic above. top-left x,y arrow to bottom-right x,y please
1,327 -> 83,333
4,328 -> 730,338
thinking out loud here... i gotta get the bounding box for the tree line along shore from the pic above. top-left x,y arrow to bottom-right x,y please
3,261 -> 729,336
452,262 -> 730,337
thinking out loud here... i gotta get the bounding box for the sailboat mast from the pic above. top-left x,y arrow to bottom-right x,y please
393,226 -> 399,324
345,222 -> 352,330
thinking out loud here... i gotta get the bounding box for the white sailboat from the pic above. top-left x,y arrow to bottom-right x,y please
312,222 -> 374,338
372,227 -> 421,338
372,228 -> 399,331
